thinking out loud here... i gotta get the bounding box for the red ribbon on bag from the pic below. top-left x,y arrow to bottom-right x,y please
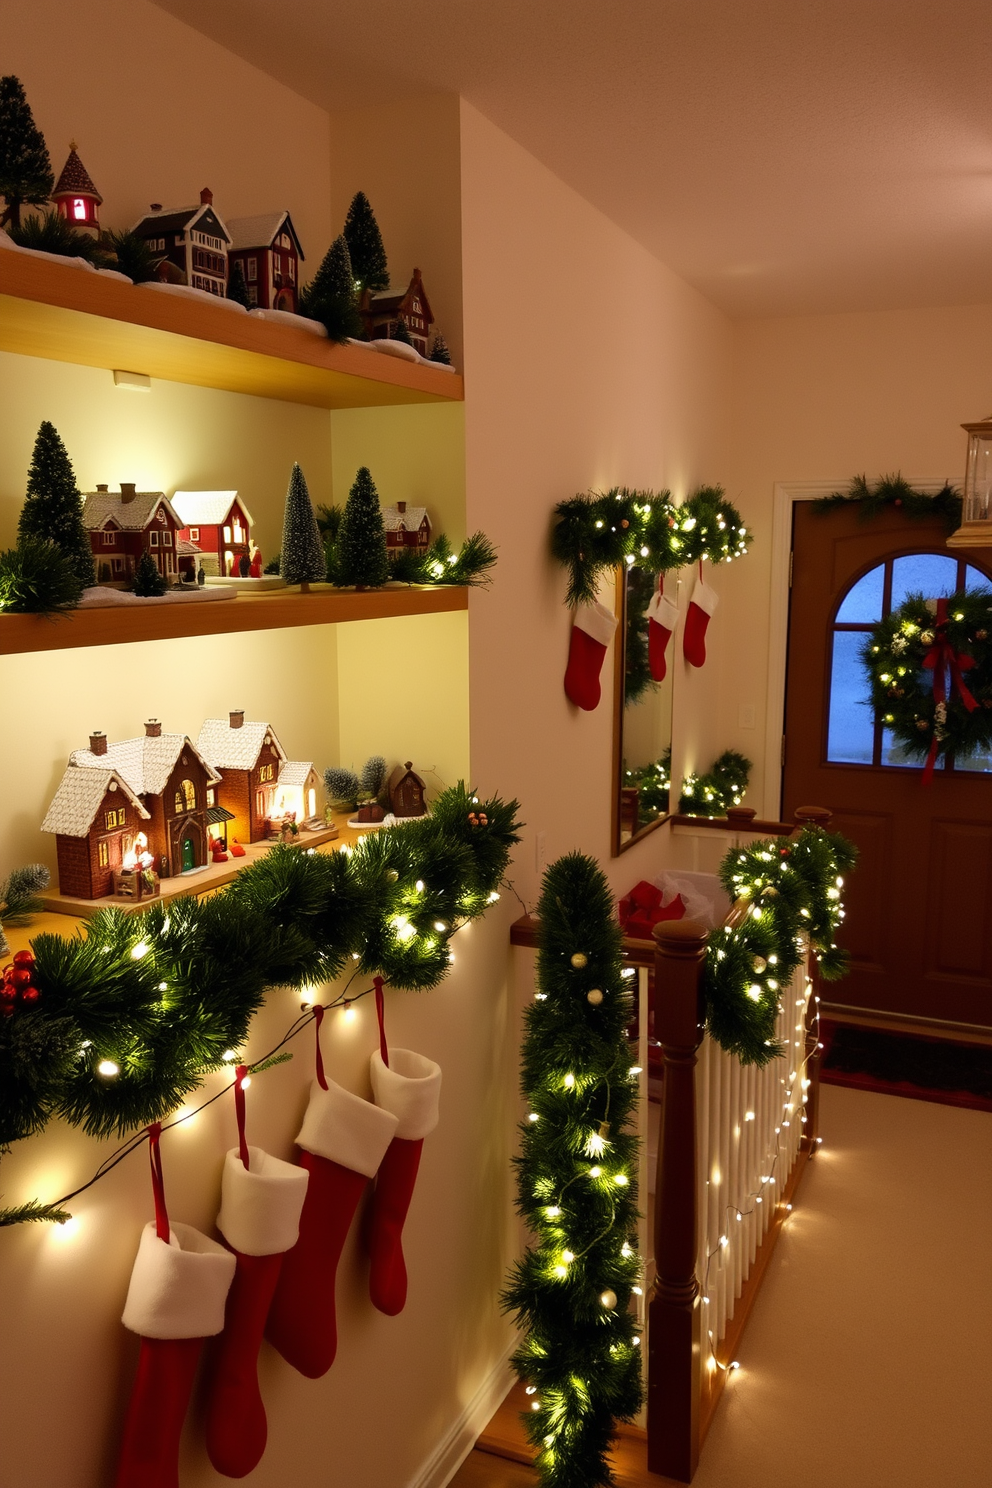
920,598 -> 978,784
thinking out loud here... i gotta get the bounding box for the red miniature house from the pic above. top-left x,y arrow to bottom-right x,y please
171,491 -> 254,577
42,722 -> 221,900
196,711 -> 288,843
227,211 -> 304,312
388,762 -> 427,818
132,189 -> 231,296
52,144 -> 102,236
83,485 -> 183,585
361,268 -> 434,355
382,500 -> 431,558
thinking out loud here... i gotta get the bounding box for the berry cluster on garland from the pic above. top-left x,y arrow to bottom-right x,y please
862,587 -> 992,779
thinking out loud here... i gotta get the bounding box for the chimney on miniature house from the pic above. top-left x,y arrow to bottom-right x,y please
397,501 -> 407,513
150,203 -> 162,213
96,483 -> 108,492
89,731 -> 107,755
120,483 -> 137,504
145,719 -> 162,737
200,187 -> 213,205
229,709 -> 245,729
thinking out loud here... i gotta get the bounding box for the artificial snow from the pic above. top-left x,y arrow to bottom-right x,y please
370,338 -> 420,363
249,307 -> 328,337
77,585 -> 238,609
97,269 -> 134,283
138,282 -> 248,313
0,232 -> 95,270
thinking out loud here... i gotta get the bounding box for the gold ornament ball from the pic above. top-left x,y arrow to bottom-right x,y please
921,630 -> 934,645
600,1289 -> 618,1309
586,988 -> 604,1006
570,952 -> 588,969
763,886 -> 779,899
753,956 -> 767,973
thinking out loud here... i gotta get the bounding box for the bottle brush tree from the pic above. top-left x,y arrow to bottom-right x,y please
226,259 -> 252,309
502,851 -> 643,1488
0,75 -> 53,228
279,463 -> 326,590
18,421 -> 95,589
132,550 -> 168,597
391,318 -> 413,346
429,333 -> 452,365
336,466 -> 389,589
342,190 -> 389,294
298,234 -> 363,341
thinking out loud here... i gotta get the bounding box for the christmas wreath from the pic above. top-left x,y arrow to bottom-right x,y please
863,588 -> 992,778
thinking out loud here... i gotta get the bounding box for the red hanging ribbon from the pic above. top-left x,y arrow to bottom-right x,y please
374,976 -> 389,1068
148,1122 -> 170,1242
313,1005 -> 328,1091
920,598 -> 978,784
234,1065 -> 250,1170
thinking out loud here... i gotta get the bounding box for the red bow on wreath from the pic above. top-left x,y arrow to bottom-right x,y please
921,597 -> 978,783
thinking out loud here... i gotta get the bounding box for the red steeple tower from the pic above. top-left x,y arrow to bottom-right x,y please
52,143 -> 103,236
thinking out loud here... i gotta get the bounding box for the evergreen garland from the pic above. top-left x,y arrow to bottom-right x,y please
343,191 -> 389,294
298,234 -> 364,342
678,750 -> 751,817
226,259 -> 252,309
0,783 -> 520,1224
552,487 -> 750,608
131,550 -> 168,597
279,463 -> 326,589
813,473 -> 962,534
0,75 -> 53,228
708,825 -> 857,1065
336,466 -> 389,588
388,531 -> 498,587
622,749 -> 671,827
503,853 -> 642,1488
0,537 -> 83,614
18,422 -> 95,589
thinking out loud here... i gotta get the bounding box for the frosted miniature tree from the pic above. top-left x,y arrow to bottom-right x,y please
336,466 -> 389,589
429,333 -> 451,365
132,549 -> 168,596
343,191 -> 389,293
0,76 -> 53,228
227,259 -> 252,309
18,421 -> 95,589
298,235 -> 363,341
391,318 -> 413,346
280,463 -> 326,590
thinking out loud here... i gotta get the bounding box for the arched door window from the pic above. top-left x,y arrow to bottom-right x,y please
827,552 -> 992,771
174,778 -> 197,814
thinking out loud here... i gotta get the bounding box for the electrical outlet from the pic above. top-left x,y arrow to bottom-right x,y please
738,704 -> 756,729
535,831 -> 548,873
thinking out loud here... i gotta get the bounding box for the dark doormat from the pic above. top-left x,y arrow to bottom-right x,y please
819,1019 -> 992,1112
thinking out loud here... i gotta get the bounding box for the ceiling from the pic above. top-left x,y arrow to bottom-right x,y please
152,0 -> 992,319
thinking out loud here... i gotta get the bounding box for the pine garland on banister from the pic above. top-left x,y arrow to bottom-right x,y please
709,824 -> 858,1065
0,784 -> 520,1227
552,486 -> 750,608
503,853 -> 642,1488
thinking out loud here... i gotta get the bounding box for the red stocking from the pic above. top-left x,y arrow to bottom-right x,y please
116,1130 -> 235,1488
564,599 -> 618,710
204,1142 -> 308,1478
366,1047 -> 442,1316
265,1078 -> 397,1377
646,584 -> 679,681
683,576 -> 718,668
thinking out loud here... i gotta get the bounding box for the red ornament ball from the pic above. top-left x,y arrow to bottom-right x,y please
19,986 -> 40,1006
10,968 -> 31,988
12,950 -> 34,967
893,498 -> 902,507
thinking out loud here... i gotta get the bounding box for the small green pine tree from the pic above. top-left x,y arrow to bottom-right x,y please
103,227 -> 159,283
132,550 -> 168,597
343,191 -> 389,293
336,467 -> 389,589
279,463 -> 326,589
227,259 -> 252,309
18,422 -> 95,589
392,318 -> 413,346
429,333 -> 452,365
0,76 -> 53,228
10,210 -> 106,262
298,235 -> 363,341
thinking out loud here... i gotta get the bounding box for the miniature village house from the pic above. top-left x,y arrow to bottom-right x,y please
272,761 -> 323,826
226,212 -> 303,312
171,491 -> 254,576
42,721 -> 220,900
197,711 -> 296,843
382,500 -> 431,558
388,762 -> 427,818
361,268 -> 434,354
83,485 -> 183,584
132,188 -> 231,295
51,144 -> 101,236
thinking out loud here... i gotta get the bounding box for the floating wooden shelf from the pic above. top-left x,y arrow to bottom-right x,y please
0,250 -> 463,409
0,584 -> 469,655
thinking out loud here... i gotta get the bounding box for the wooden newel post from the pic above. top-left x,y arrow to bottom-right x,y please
647,918 -> 709,1484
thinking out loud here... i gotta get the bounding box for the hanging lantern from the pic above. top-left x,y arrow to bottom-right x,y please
948,415 -> 992,549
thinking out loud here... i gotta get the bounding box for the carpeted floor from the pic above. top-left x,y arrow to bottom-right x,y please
453,1084 -> 992,1488
820,1020 -> 992,1112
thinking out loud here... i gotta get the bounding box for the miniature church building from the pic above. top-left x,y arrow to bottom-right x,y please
361,268 -> 434,354
171,491 -> 254,577
83,485 -> 183,584
52,143 -> 102,236
226,211 -> 304,311
132,188 -> 231,295
382,500 -> 431,558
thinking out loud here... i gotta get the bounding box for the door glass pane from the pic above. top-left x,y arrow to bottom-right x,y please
954,742 -> 992,774
827,630 -> 875,763
880,728 -> 929,769
890,553 -> 957,608
965,565 -> 992,594
835,562 -> 884,623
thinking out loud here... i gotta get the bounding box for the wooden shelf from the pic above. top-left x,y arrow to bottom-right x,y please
0,584 -> 468,655
0,251 -> 463,410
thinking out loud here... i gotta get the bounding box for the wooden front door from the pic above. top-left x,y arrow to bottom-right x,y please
783,503 -> 992,1028
181,834 -> 195,872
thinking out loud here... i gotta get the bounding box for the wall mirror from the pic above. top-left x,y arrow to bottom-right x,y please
612,565 -> 674,853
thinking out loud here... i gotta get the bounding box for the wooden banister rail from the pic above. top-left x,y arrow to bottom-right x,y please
647,919 -> 709,1483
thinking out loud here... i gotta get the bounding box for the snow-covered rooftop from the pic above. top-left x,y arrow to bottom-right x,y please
82,490 -> 180,532
42,767 -> 149,838
197,718 -> 287,771
277,760 -> 315,787
171,491 -> 253,527
381,504 -> 429,533
70,733 -> 220,797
